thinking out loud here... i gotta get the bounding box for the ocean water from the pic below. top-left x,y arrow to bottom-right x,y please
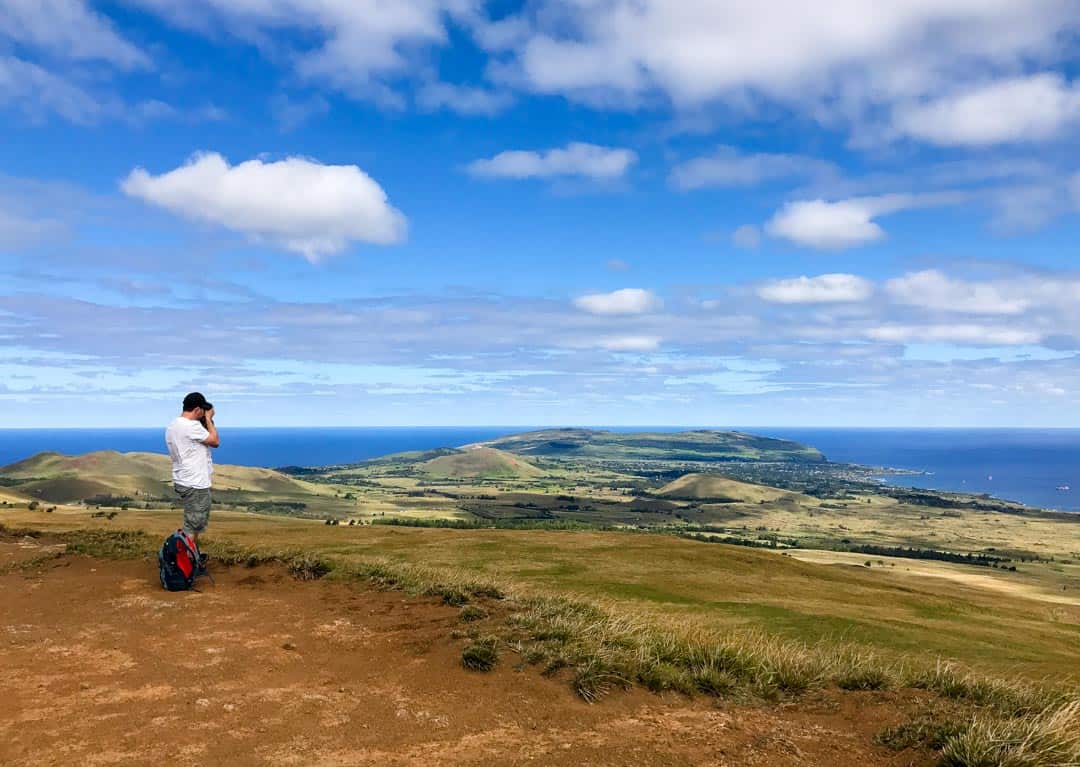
750,428 -> 1080,513
0,426 -> 1077,513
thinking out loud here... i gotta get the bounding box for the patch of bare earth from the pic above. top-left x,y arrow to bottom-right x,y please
2,548 -> 935,767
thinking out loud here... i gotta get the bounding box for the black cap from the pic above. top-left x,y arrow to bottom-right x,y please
182,392 -> 213,412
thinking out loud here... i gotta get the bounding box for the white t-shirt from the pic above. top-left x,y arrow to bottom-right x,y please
165,416 -> 214,489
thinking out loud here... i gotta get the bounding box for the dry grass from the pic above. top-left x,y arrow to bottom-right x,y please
6,523 -> 1079,767
939,700 -> 1080,767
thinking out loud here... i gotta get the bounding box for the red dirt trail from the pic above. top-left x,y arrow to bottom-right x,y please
1,537 -> 935,766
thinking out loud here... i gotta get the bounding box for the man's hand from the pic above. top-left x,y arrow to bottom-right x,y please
200,407 -> 220,448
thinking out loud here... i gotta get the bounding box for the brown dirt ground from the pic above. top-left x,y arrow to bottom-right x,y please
1,537 -> 938,767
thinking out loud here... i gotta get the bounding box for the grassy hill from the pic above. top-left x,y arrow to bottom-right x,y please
0,451 -> 315,503
475,428 -> 825,464
418,447 -> 546,479
656,472 -> 807,503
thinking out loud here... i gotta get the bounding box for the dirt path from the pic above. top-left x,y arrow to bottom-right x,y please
2,538 -> 934,766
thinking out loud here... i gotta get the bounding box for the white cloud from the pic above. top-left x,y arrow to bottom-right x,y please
467,142 -> 637,180
133,0 -> 470,103
886,270 -> 1030,315
596,335 -> 662,352
866,324 -> 1042,346
731,225 -> 761,249
759,274 -> 873,304
765,195 -> 907,250
121,152 -> 406,261
892,73 -> 1080,146
493,1 -> 1075,116
0,55 -> 103,124
764,193 -> 966,250
416,82 -> 513,115
670,146 -> 834,190
0,0 -> 149,68
573,288 -> 662,316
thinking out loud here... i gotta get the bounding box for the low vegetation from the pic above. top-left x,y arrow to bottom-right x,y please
9,522 -> 1075,767
461,636 -> 500,671
939,701 -> 1080,767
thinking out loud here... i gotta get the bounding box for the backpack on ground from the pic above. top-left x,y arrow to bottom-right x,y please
158,530 -> 207,591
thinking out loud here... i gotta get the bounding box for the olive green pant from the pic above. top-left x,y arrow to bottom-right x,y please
174,484 -> 211,535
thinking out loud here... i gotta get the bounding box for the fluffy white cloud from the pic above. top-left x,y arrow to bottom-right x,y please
866,324 -> 1042,346
670,147 -> 833,190
0,0 -> 148,68
759,274 -> 873,304
892,74 -> 1080,146
764,193 -> 966,249
765,196 -> 906,250
121,152 -> 406,261
467,142 -> 637,180
573,288 -> 662,316
885,270 -> 1030,315
493,1 -> 1075,115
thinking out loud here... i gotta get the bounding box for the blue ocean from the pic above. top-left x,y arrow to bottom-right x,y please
0,426 -> 1077,513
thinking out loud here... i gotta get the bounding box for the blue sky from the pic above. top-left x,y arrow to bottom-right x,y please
2,1 -> 1079,428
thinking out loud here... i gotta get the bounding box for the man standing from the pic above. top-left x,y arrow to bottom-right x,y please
165,392 -> 220,547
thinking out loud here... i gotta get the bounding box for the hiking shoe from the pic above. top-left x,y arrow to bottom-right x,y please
197,552 -> 209,575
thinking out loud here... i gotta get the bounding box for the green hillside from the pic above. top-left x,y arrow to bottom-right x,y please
474,428 -> 825,463
418,447 -> 546,479
0,451 -> 315,502
657,472 -> 807,503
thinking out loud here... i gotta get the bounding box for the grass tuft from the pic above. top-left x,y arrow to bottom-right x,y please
460,604 -> 488,623
573,658 -> 631,703
832,649 -> 895,691
876,712 -> 967,752
638,661 -> 697,695
939,699 -> 1080,767
907,661 -> 1056,717
287,554 -> 333,581
462,637 -> 499,671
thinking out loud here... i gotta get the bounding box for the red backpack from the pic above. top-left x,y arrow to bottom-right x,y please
158,530 -> 207,591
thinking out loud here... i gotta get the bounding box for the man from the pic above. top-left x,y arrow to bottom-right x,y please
165,392 -> 220,548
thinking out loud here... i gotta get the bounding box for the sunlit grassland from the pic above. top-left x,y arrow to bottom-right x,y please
7,505 -> 1077,684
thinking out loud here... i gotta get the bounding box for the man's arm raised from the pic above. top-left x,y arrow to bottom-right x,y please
201,408 -> 220,448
